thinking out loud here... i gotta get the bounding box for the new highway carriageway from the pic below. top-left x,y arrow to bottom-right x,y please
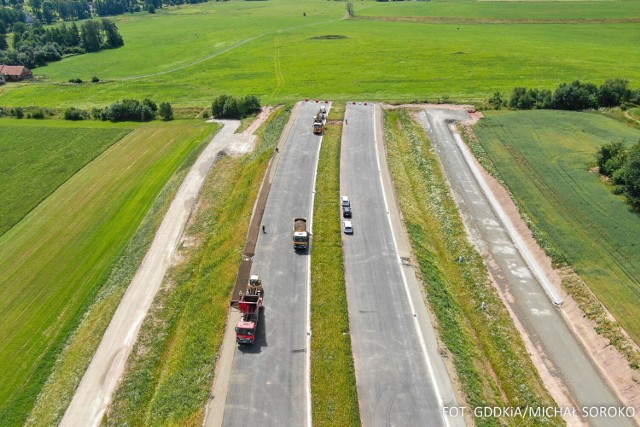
220,101 -> 327,427
340,103 -> 462,427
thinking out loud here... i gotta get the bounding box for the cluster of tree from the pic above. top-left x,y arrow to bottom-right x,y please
31,0 -> 91,23
93,98 -> 173,122
489,79 -> 640,111
211,94 -> 261,119
0,18 -> 123,68
596,141 -> 640,210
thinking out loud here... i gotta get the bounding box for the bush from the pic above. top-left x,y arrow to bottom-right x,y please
14,107 -> 24,118
92,76 -> 100,83
30,109 -> 45,119
68,78 -> 83,84
100,98 -> 157,122
64,107 -> 88,121
211,94 -> 261,119
158,102 -> 173,121
596,141 -> 627,177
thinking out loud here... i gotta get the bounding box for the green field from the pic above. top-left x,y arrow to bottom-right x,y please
0,121 -> 215,425
0,120 -> 131,236
0,0 -> 639,107
473,110 -> 640,344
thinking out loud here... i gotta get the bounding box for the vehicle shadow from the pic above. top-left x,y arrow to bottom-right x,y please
238,308 -> 267,354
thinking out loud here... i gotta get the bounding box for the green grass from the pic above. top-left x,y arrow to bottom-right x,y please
0,0 -> 639,107
0,120 -> 131,236
25,127 -> 209,427
310,104 -> 360,427
472,109 -> 640,348
0,120 -> 215,426
385,109 -> 561,427
104,108 -> 288,426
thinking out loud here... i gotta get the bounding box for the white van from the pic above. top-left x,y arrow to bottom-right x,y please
340,196 -> 350,207
343,220 -> 353,234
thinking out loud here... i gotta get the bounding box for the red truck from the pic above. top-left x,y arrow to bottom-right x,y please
235,275 -> 264,345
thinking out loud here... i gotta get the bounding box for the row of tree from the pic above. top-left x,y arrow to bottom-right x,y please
93,98 -> 173,121
596,141 -> 640,210
490,79 -> 640,111
0,18 -> 123,68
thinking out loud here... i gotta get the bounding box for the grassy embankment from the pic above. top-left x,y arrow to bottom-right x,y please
385,109 -> 562,427
310,104 -> 360,426
1,0 -> 639,107
0,120 -> 131,236
0,120 -> 215,426
467,110 -> 640,367
104,108 -> 289,426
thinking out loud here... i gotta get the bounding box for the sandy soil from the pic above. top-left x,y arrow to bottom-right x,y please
458,122 -> 640,426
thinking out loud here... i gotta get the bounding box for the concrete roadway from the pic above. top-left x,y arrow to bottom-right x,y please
341,103 -> 463,427
61,120 -> 243,427
421,108 -> 634,427
221,101 -> 329,427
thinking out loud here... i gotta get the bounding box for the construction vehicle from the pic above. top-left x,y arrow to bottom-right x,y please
312,106 -> 327,135
293,217 -> 309,250
235,275 -> 264,345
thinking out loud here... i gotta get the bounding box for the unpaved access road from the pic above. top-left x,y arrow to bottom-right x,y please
340,103 -> 463,427
421,108 -> 634,427
61,120 -> 244,427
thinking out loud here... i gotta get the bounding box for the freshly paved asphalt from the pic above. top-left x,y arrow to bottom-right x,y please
221,101 -> 328,427
61,120 -> 242,427
341,103 -> 461,427
421,108 -> 633,427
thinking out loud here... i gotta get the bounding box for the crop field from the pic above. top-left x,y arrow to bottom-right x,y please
473,110 -> 640,344
0,120 -> 131,236
0,121 -> 215,425
0,0 -> 639,107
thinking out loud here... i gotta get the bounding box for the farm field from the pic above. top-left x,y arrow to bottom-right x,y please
0,120 -> 215,425
473,110 -> 640,344
0,120 -> 131,236
0,0 -> 639,107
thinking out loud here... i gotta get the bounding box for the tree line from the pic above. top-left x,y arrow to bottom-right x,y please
0,18 -> 123,68
211,94 -> 261,119
490,79 -> 640,111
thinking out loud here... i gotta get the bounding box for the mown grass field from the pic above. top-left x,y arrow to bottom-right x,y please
0,0 -> 639,107
104,109 -> 287,426
473,110 -> 640,345
385,109 -> 561,427
310,104 -> 360,426
0,121 -> 215,426
0,120 -> 131,236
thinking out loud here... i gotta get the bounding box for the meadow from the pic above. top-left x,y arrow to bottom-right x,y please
473,110 -> 640,344
0,120 -> 215,425
0,120 -> 131,236
0,0 -> 639,108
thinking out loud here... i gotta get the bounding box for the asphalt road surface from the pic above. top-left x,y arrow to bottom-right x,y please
61,120 -> 243,427
421,108 -> 634,427
341,103 -> 462,427
221,101 -> 328,427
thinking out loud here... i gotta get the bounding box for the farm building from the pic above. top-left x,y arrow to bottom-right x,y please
0,65 -> 33,82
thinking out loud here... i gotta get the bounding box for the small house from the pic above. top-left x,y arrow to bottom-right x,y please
0,65 -> 33,82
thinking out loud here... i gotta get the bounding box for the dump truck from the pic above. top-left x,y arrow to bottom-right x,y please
293,217 -> 309,250
235,274 -> 264,345
312,107 -> 327,135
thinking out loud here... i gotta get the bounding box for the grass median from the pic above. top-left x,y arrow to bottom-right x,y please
385,109 -> 562,427
310,104 -> 360,427
103,108 -> 289,426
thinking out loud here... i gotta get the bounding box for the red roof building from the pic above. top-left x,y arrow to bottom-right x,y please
0,65 -> 33,82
